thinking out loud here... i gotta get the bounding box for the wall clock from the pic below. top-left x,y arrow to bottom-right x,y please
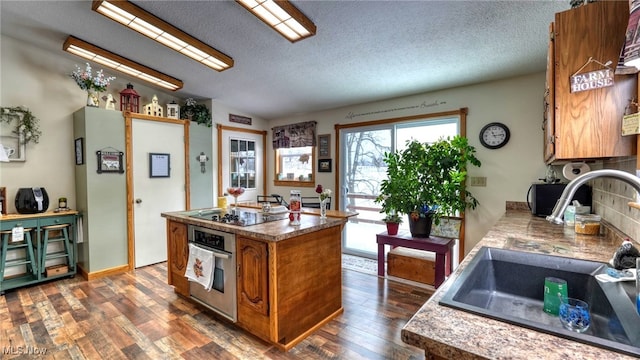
479,122 -> 510,149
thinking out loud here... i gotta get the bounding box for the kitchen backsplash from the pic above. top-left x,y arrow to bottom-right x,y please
591,157 -> 640,244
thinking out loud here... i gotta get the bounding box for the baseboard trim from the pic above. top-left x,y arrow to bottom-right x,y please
77,264 -> 130,281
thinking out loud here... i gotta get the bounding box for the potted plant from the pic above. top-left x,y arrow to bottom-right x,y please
375,135 -> 481,238
180,98 -> 212,127
382,213 -> 403,235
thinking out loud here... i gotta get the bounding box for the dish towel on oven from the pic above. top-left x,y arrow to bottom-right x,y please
185,243 -> 215,291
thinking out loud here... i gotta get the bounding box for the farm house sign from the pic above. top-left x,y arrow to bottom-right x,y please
570,69 -> 614,93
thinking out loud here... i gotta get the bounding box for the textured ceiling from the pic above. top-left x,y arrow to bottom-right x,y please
0,0 -> 570,120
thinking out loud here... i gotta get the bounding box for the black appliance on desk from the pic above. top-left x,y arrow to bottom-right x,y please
15,187 -> 49,214
528,183 -> 591,217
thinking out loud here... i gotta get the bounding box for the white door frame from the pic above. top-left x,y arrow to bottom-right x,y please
125,112 -> 190,271
216,124 -> 267,199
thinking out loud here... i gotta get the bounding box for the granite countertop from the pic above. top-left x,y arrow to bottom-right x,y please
401,210 -> 636,360
161,208 -> 347,242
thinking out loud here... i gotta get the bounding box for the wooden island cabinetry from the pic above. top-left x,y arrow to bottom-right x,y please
162,209 -> 351,351
166,219 -> 189,297
236,236 -> 270,339
543,1 -> 637,163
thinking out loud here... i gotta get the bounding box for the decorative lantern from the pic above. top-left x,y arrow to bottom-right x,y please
166,101 -> 180,119
119,83 -> 140,113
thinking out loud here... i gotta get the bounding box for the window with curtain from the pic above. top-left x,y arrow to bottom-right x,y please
273,121 -> 317,186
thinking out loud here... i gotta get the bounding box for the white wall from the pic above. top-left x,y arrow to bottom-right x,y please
268,73 -> 549,252
1,35 -> 183,212
2,33 -> 549,254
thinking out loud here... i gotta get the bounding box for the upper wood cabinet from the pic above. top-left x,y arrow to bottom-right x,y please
544,1 -> 637,163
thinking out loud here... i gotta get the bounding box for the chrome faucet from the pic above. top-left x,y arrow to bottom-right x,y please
546,169 -> 640,224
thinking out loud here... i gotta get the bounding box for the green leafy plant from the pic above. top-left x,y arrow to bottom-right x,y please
382,213 -> 403,224
180,98 -> 212,127
375,135 -> 481,225
1,106 -> 42,144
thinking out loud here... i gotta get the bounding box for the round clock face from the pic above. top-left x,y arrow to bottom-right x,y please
479,122 -> 510,149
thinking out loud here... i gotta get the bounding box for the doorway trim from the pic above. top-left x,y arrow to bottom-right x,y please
335,107 -> 468,259
216,124 -> 268,196
124,111 -> 191,271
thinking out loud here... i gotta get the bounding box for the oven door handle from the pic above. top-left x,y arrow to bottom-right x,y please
190,242 -> 232,260
211,250 -> 231,260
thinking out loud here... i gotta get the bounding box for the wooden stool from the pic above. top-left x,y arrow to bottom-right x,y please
0,228 -> 37,281
41,223 -> 73,275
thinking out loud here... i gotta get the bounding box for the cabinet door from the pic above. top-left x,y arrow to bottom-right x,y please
543,22 -> 555,162
237,236 -> 268,316
552,1 -> 636,161
166,220 -> 188,296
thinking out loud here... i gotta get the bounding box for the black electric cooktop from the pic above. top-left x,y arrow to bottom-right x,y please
188,209 -> 288,227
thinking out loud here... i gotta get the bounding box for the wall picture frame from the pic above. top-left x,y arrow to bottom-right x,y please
0,135 -> 25,162
96,150 -> 124,174
74,137 -> 84,165
318,134 -> 331,158
149,153 -> 171,178
318,158 -> 332,173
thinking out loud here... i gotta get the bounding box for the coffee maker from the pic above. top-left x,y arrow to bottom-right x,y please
15,187 -> 49,214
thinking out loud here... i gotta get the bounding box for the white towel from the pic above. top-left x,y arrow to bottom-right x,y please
185,244 -> 215,291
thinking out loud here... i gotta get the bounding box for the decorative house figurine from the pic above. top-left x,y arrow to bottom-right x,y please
119,83 -> 140,113
166,101 -> 180,119
144,95 -> 163,117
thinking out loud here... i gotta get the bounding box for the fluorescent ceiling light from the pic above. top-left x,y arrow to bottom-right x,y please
63,36 -> 184,91
92,0 -> 233,71
236,0 -> 316,42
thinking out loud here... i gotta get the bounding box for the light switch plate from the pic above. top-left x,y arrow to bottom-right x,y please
469,176 -> 487,187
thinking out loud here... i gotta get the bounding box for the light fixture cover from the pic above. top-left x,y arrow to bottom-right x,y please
63,36 -> 184,91
92,0 -> 233,71
236,0 -> 316,42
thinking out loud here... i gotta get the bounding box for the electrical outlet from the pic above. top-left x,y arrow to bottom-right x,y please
469,176 -> 487,187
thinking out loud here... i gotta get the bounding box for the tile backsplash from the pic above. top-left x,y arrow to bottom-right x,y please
590,157 -> 640,244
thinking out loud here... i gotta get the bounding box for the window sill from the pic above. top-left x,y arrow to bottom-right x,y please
274,180 -> 315,188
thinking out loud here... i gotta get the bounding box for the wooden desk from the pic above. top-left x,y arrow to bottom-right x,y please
376,231 -> 454,288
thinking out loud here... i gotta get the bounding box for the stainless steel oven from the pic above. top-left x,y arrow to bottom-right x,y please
188,225 -> 237,322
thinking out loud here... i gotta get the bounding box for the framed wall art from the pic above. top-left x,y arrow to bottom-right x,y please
0,135 -> 25,162
318,158 -> 332,173
318,134 -> 331,158
149,153 -> 170,178
96,150 -> 124,174
74,137 -> 84,165
229,114 -> 252,125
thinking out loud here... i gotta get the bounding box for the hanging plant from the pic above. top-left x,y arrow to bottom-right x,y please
1,106 -> 42,144
180,98 -> 212,127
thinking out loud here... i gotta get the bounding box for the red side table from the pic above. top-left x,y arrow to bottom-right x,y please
376,231 -> 454,288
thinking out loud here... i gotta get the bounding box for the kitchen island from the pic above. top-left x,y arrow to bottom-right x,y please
401,210 -> 637,359
161,208 -> 353,351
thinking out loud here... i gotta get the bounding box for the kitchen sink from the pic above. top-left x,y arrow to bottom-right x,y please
439,247 -> 640,357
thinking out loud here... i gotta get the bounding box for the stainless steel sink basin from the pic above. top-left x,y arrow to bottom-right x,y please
439,247 -> 640,357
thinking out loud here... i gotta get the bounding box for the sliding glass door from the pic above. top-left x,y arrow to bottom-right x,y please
339,117 -> 459,258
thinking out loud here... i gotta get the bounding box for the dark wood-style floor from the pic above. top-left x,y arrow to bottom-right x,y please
0,262 -> 432,359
